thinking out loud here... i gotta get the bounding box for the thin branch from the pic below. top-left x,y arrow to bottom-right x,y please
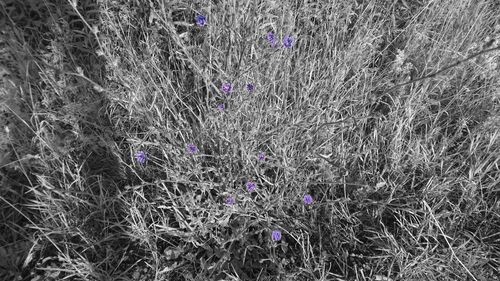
387,45 -> 500,92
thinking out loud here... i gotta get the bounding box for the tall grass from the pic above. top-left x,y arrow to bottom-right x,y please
0,0 -> 499,280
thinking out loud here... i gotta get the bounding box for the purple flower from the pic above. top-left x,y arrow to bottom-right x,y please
257,152 -> 265,161
246,83 -> 254,92
266,31 -> 276,47
134,151 -> 147,164
186,143 -> 198,154
246,181 -> 256,192
271,230 -> 281,241
217,103 -> 225,111
225,196 -> 235,205
221,82 -> 232,94
283,35 -> 294,48
303,194 -> 313,205
195,15 -> 206,26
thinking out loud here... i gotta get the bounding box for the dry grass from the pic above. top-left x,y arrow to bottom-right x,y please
0,0 -> 499,280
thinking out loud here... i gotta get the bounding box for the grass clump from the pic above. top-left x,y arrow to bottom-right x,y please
0,0 -> 499,280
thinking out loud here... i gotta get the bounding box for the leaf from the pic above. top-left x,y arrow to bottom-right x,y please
158,262 -> 179,274
218,214 -> 230,227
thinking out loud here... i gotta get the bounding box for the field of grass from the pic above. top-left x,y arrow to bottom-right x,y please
1,0 -> 500,280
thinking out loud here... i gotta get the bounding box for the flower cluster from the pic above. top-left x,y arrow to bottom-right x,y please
217,82 -> 255,96
133,14 -> 302,244
266,31 -> 294,48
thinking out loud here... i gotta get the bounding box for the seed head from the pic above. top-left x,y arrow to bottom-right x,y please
283,35 -> 294,48
134,151 -> 147,164
195,15 -> 206,26
271,230 -> 282,241
246,181 -> 256,192
186,143 -> 198,154
303,194 -> 313,205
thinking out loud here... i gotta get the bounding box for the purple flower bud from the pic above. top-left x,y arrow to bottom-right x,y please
225,196 -> 235,205
303,194 -> 313,205
221,82 -> 232,94
217,103 -> 225,111
283,35 -> 294,48
257,152 -> 265,161
267,32 -> 276,47
271,230 -> 281,241
246,83 -> 254,92
195,15 -> 206,26
186,143 -> 198,154
246,181 -> 256,192
134,151 -> 147,164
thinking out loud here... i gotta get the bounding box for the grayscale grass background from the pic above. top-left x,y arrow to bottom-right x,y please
0,0 -> 499,280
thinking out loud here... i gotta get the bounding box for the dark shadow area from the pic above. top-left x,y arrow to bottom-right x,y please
0,0 -> 147,279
